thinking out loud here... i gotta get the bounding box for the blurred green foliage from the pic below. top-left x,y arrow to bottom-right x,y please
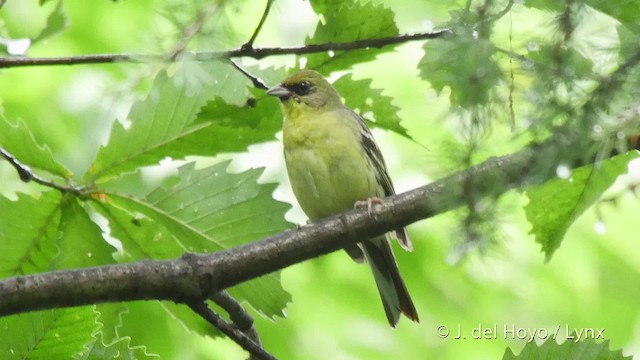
1,0 -> 639,359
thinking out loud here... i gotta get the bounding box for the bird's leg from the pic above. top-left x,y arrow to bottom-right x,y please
354,197 -> 384,217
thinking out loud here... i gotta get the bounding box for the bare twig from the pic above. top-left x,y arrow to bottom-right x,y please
0,30 -> 452,69
230,59 -> 269,90
188,301 -> 276,360
0,147 -> 85,195
242,0 -> 274,51
210,291 -> 262,347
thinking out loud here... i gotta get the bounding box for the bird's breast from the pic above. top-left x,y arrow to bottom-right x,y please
282,110 -> 382,219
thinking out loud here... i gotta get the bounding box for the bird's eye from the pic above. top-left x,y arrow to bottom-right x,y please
293,81 -> 311,95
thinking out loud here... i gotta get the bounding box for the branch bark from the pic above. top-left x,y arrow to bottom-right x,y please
0,30 -> 451,68
0,142 -> 544,317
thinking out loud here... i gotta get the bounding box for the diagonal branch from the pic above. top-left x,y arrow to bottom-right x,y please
0,30 -> 452,69
210,290 -> 263,348
0,140 -> 551,317
188,301 -> 276,360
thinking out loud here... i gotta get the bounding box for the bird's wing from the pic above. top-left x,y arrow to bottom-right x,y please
349,109 -> 413,251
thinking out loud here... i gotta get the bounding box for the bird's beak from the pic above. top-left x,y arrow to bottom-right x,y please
266,84 -> 293,99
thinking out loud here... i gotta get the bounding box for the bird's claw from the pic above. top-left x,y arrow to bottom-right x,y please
354,197 -> 384,217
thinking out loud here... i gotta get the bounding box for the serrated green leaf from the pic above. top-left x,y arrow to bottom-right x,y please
51,197 -> 115,269
32,0 -> 68,44
0,308 -> 98,360
0,192 -> 61,278
94,203 -> 247,338
174,90 -> 282,155
305,0 -> 398,72
525,151 -> 639,261
93,304 -> 129,345
0,116 -> 71,179
503,337 -> 631,360
78,304 -> 158,360
332,74 -> 410,138
103,161 -> 292,317
86,61 -> 249,182
419,32 -> 503,108
95,201 -> 187,261
80,335 -> 159,360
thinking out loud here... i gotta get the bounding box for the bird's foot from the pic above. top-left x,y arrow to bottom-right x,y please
354,197 -> 384,217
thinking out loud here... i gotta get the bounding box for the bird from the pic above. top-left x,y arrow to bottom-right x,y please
266,69 -> 418,326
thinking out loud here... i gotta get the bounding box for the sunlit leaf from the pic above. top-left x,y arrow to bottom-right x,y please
0,116 -> 71,179
0,308 -> 98,360
332,74 -> 410,138
0,192 -> 61,278
51,197 -> 115,269
305,0 -> 398,72
86,61 -> 249,182
79,304 -> 158,360
525,151 -> 639,261
103,161 -> 292,317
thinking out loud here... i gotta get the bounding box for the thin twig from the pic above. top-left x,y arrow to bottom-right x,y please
230,59 -> 269,90
0,147 -> 84,195
0,30 -> 452,69
242,0 -> 274,51
189,301 -> 277,360
210,291 -> 262,348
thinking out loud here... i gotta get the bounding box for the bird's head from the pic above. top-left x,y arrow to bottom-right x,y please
267,70 -> 343,113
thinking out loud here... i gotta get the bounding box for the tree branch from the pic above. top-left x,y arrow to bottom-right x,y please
210,290 -> 263,348
188,301 -> 276,360
0,30 -> 452,69
0,142 -> 547,317
242,0 -> 274,51
0,147 -> 85,195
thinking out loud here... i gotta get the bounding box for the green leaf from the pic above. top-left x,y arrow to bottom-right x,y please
419,21 -> 503,108
78,304 -> 158,360
174,90 -> 282,155
503,337 -> 630,360
0,192 -> 61,278
103,161 -> 292,317
525,151 -> 639,261
51,197 -> 115,269
86,61 -> 249,182
93,304 -> 129,345
305,0 -> 399,72
95,201 -> 186,261
0,308 -> 98,360
80,335 -> 158,360
584,0 -> 640,31
332,74 -> 410,138
32,0 -> 68,44
0,116 -> 71,179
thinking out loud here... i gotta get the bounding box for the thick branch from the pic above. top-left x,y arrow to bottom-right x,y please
0,30 -> 451,68
0,143 -> 541,317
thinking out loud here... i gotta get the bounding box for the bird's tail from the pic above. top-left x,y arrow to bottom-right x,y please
362,236 -> 419,327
